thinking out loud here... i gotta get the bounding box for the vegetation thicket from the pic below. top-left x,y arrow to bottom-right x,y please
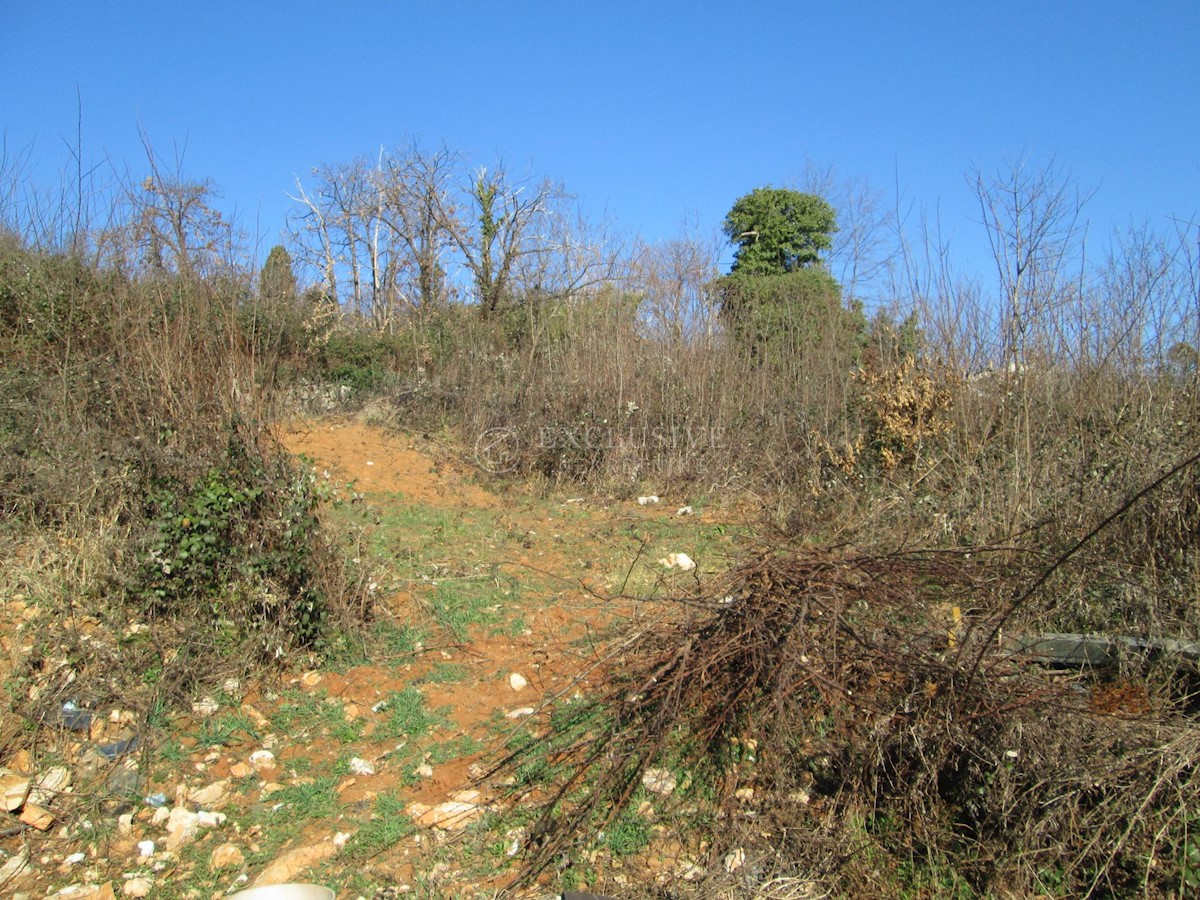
2,142 -> 1199,897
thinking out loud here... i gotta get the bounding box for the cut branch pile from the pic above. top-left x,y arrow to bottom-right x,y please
499,549 -> 1200,897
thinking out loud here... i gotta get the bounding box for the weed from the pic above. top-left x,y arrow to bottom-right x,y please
344,792 -> 414,861
271,775 -> 340,820
270,690 -> 362,742
375,686 -> 446,742
416,662 -> 470,684
195,711 -> 256,748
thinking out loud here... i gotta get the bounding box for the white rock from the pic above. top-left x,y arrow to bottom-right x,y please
248,750 -> 277,772
165,807 -> 199,850
677,859 -> 705,880
505,707 -> 535,719
209,842 -> 244,869
658,552 -> 696,572
349,757 -> 376,776
508,672 -> 528,691
415,764 -> 434,779
637,495 -> 660,505
642,768 -> 677,796
413,801 -> 483,830
123,877 -> 153,898
0,852 -> 29,884
333,831 -> 352,848
676,505 -> 694,516
191,697 -> 219,717
136,840 -> 155,859
63,852 -> 86,865
31,766 -> 71,805
196,810 -> 226,828
187,780 -> 230,808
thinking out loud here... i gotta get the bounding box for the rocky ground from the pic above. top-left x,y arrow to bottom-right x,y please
0,419 -> 750,899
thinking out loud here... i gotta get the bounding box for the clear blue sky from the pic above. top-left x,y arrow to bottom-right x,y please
3,1 -> 1198,287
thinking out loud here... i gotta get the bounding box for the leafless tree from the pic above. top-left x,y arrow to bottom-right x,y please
376,140 -> 460,312
632,219 -> 723,346
441,162 -> 618,318
971,155 -> 1094,368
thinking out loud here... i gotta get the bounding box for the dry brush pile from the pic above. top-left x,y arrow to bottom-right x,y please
499,549 -> 1200,897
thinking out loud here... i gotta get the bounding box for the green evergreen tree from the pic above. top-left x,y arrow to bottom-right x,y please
723,187 -> 837,276
260,245 -> 297,301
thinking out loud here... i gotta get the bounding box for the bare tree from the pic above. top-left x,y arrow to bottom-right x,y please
376,140 -> 460,312
971,155 -> 1094,368
633,219 -> 723,346
442,162 -> 576,318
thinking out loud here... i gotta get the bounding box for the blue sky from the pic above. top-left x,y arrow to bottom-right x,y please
3,1 -> 1197,289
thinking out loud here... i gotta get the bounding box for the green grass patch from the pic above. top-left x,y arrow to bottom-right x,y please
270,690 -> 363,743
270,775 -> 341,820
375,686 -> 447,742
343,792 -> 414,860
194,711 -> 257,748
416,661 -> 470,684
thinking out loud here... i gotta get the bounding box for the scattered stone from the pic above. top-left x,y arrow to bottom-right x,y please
196,810 -> 226,828
31,766 -> 72,804
239,703 -> 271,731
723,847 -> 746,873
467,763 -> 487,780
251,841 -> 335,886
1,773 -> 29,810
191,697 -> 220,717
637,495 -> 660,505
229,762 -> 252,779
333,831 -> 352,848
658,552 -> 696,572
121,878 -> 152,898
18,802 -> 55,830
210,842 -> 244,869
676,505 -> 694,515
300,671 -> 323,689
415,764 -> 434,779
164,807 -> 199,851
117,814 -> 134,835
642,768 -> 677,796
505,707 -> 535,719
9,749 -> 31,774
186,780 -> 230,809
136,839 -> 155,860
349,757 -> 376,776
64,851 -> 87,866
734,786 -> 755,802
0,852 -> 30,886
222,678 -> 242,695
508,672 -> 528,691
249,750 -> 277,772
677,858 -> 705,880
411,801 -> 483,831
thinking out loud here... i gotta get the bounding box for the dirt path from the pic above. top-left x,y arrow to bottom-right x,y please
0,419 -> 740,900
